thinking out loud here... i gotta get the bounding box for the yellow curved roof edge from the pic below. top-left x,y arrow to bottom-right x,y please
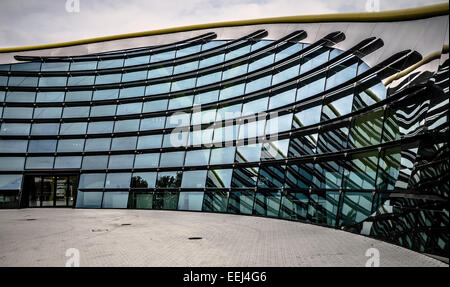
1,2 -> 448,53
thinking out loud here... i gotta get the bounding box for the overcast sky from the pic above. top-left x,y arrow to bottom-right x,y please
0,0 -> 445,48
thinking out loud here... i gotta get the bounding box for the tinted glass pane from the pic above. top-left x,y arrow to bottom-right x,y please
0,174 -> 23,190
70,61 -> 97,71
84,138 -> 111,151
82,155 -> 109,170
102,191 -> 129,208
31,123 -> 60,135
108,154 -> 134,169
75,191 -> 103,208
0,123 -> 30,135
54,156 -> 82,169
181,170 -> 207,188
60,122 -> 87,135
134,153 -> 160,168
79,174 -> 106,188
159,151 -> 185,167
57,139 -> 85,152
105,173 -> 131,188
178,192 -> 204,211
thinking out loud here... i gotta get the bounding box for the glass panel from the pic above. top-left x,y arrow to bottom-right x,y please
0,123 -> 30,135
279,191 -> 309,220
125,55 -> 150,66
68,75 -> 95,86
326,62 -> 358,89
202,191 -> 229,212
194,90 -> 219,105
41,62 -> 69,71
219,83 -> 245,101
82,155 -> 109,170
285,163 -> 315,189
242,97 -> 268,116
181,170 -> 207,188
25,157 -> 54,169
41,176 -> 55,207
8,76 -> 38,87
253,191 -> 281,217
131,172 -> 157,188
111,136 -> 137,151
178,192 -> 204,211
114,119 -> 140,133
0,174 -> 23,190
54,156 -> 82,169
248,54 -> 275,72
57,139 -> 85,152
134,153 -> 160,168
269,89 -> 296,110
196,72 -> 221,87
119,86 -> 145,99
184,149 -> 210,166
140,117 -> 165,130
28,140 -> 57,153
343,151 -> 378,190
0,140 -> 28,153
79,173 -> 106,188
150,50 -> 176,62
339,192 -> 373,226
0,157 -> 25,171
33,107 -> 62,119
173,61 -> 198,74
90,105 -> 116,117
159,151 -> 185,167
236,144 -> 262,163
145,83 -> 171,95
165,113 -> 190,129
84,138 -> 111,152
147,66 -> 173,78
168,96 -> 193,110
60,122 -> 87,135
3,107 -> 33,119
102,191 -> 129,208
70,61 -> 97,71
227,191 -> 254,215
87,121 -> 114,134
97,59 -> 123,69
296,76 -> 326,101
105,173 -> 131,188
231,167 -> 259,187
152,191 -> 179,210
222,64 -> 248,81
156,171 -> 182,188
321,93 -> 354,121
76,191 -> 103,208
137,134 -> 163,150
293,105 -> 322,128
63,106 -> 90,118
108,154 -> 134,169
39,77 -> 67,87
93,89 -> 119,101
5,91 -> 36,102
206,169 -> 233,188
116,102 -> 142,115
171,78 -> 196,92
210,147 -> 235,165
142,99 -> 168,113
36,92 -> 65,102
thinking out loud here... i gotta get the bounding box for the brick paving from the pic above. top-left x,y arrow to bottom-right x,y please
0,208 -> 447,267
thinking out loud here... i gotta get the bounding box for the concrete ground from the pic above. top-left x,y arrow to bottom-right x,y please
0,208 -> 447,267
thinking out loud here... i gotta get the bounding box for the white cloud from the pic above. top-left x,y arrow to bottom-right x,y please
0,0 -> 445,47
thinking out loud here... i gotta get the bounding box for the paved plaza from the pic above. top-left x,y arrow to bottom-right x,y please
0,209 -> 447,267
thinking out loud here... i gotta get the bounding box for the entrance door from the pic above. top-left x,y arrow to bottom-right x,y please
22,175 -> 78,207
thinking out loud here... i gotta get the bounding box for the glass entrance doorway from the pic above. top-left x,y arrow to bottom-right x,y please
23,175 -> 78,207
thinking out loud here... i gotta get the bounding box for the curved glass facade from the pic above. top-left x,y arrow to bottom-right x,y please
0,25 -> 448,257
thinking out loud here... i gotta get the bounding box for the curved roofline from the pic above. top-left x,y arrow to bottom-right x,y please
0,2 -> 448,53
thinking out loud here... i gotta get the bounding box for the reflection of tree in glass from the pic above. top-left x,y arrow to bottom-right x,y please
131,176 -> 148,188
156,172 -> 182,188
